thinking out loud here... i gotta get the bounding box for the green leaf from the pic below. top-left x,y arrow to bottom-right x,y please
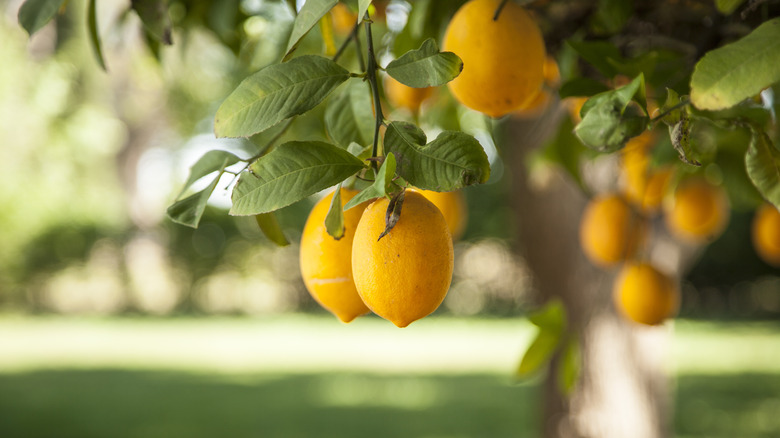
516,330 -> 562,379
325,81 -> 374,148
344,153 -> 396,210
178,150 -> 242,198
215,56 -> 350,138
716,0 -> 746,15
131,0 -> 173,45
528,299 -> 566,331
536,117 -> 588,192
230,141 -> 365,215
255,212 -> 290,246
658,88 -> 683,125
357,0 -> 371,24
283,0 -> 338,61
690,18 -> 780,111
166,175 -> 222,228
746,126 -> 780,209
87,0 -> 106,71
559,78 -> 610,99
590,0 -> 633,35
385,38 -> 463,88
383,121 -> 490,191
575,74 -> 649,152
17,0 -> 66,37
669,113 -> 700,166
325,183 -> 345,239
556,337 -> 581,395
566,40 -> 622,78
347,142 -> 372,160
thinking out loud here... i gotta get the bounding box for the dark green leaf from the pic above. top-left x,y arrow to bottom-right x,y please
516,330 -> 561,379
576,75 -> 649,152
17,0 -> 65,36
325,81 -> 374,148
746,126 -> 780,208
87,0 -> 106,71
325,183 -> 345,239
231,141 -> 365,215
690,18 -> 780,111
215,56 -> 350,138
255,212 -> 290,246
344,153 -> 396,210
283,0 -> 338,61
178,150 -> 242,198
566,40 -> 622,78
166,176 -> 222,228
590,0 -> 633,35
559,78 -> 610,99
716,0 -> 746,15
556,337 -> 581,395
131,0 -> 173,45
384,121 -> 490,191
669,114 -> 699,166
385,39 -> 463,88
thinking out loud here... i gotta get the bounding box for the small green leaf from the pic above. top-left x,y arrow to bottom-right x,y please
283,0 -> 338,61
347,142 -> 372,160
357,0 -> 371,24
87,0 -> 107,71
669,114 -> 700,166
17,0 -> 66,37
716,0 -> 746,15
576,74 -> 649,152
746,126 -> 780,208
344,153 -> 396,210
658,88 -> 683,125
231,141 -> 365,215
215,56 -> 350,138
566,40 -> 622,78
528,299 -> 567,331
384,122 -> 490,191
178,150 -> 242,198
690,18 -> 780,111
559,78 -> 610,99
516,330 -> 562,379
325,184 -> 346,239
325,81 -> 374,148
590,0 -> 633,35
256,212 -> 290,246
385,39 -> 463,88
556,337 -> 581,395
131,0 -> 173,45
166,176 -> 222,228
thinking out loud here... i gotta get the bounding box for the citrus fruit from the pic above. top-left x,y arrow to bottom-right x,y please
299,188 -> 371,323
579,194 -> 647,267
619,132 -> 674,213
443,0 -> 546,118
415,189 -> 468,240
330,3 -> 357,35
752,203 -> 780,267
664,178 -> 729,243
513,55 -> 561,118
613,262 -> 679,326
384,76 -> 433,113
352,191 -> 454,327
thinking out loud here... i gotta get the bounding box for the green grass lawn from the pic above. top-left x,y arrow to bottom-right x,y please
0,316 -> 779,438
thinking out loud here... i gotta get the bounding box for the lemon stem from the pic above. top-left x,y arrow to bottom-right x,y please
364,13 -> 384,171
333,21 -> 360,63
493,0 -> 510,21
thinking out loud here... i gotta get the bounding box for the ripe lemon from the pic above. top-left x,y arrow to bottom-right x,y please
300,188 -> 371,323
414,189 -> 468,240
443,0 -> 546,118
613,262 -> 679,326
352,191 -> 454,327
752,203 -> 780,267
620,133 -> 674,213
664,178 -> 729,243
384,76 -> 433,113
579,194 -> 647,267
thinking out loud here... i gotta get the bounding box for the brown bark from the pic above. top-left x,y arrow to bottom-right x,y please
505,111 -> 676,438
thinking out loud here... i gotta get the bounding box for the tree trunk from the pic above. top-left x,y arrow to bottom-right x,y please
505,112 -> 676,438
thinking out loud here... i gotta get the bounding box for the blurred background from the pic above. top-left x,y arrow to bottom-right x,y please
1,0 -> 779,437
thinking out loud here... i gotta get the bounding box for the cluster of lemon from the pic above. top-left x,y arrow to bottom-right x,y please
300,188 -> 466,327
579,132 -> 731,326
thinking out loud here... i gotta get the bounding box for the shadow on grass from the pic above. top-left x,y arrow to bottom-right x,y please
0,370 -> 539,438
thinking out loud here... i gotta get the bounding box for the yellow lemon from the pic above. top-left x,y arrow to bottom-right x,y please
665,178 -> 729,243
614,262 -> 679,326
752,203 -> 780,267
579,194 -> 647,267
415,189 -> 468,240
